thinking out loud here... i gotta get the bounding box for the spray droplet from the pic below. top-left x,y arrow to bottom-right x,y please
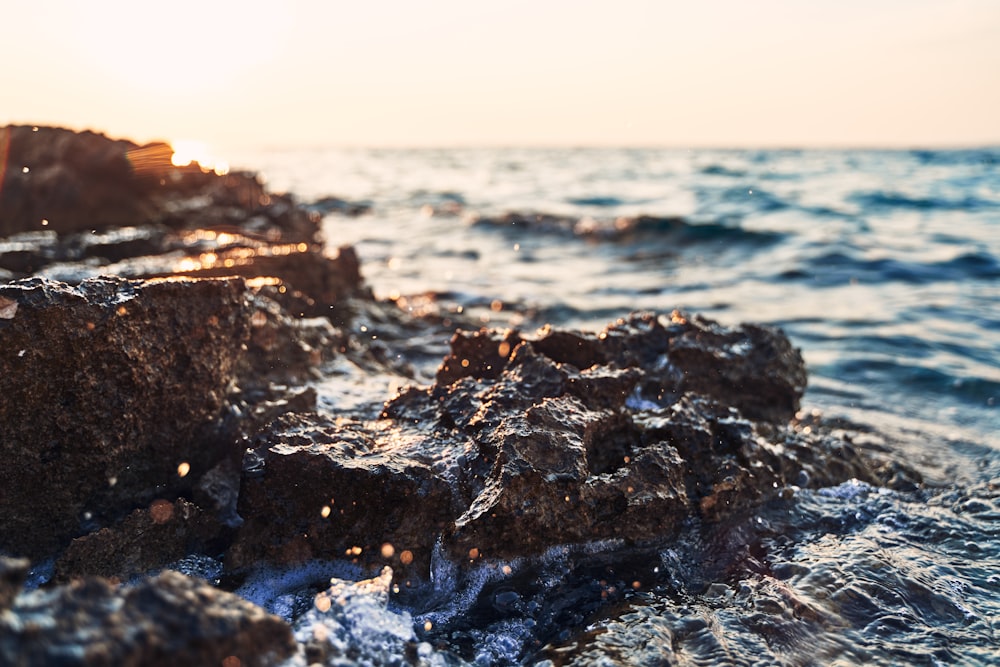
149,499 -> 174,524
177,462 -> 190,478
0,297 -> 17,320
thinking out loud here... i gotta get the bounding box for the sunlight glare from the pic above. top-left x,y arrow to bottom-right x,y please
170,139 -> 229,175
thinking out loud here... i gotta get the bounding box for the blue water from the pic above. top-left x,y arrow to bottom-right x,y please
227,147 -> 1000,664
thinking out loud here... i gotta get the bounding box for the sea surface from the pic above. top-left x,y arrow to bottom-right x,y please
227,147 -> 1000,665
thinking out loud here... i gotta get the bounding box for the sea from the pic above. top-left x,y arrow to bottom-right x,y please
226,146 -> 999,665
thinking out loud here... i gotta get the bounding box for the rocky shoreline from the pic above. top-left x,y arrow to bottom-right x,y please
0,127 -> 920,665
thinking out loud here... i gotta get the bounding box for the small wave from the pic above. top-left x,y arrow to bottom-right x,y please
565,195 -> 625,207
910,149 -> 999,167
850,190 -> 998,212
698,164 -> 747,177
782,250 -> 1000,286
471,211 -> 783,247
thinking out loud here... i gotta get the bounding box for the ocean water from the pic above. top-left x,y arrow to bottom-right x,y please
227,147 -> 1000,665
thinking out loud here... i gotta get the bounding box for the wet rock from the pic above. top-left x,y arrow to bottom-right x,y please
0,570 -> 295,666
0,276 -> 251,558
230,312 -> 882,579
52,499 -> 227,583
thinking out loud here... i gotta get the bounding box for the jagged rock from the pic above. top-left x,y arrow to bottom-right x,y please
1,125 -> 371,322
0,570 -> 295,666
0,276 -> 251,558
229,312 -> 882,579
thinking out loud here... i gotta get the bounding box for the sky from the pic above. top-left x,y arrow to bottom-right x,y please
2,0 -> 999,150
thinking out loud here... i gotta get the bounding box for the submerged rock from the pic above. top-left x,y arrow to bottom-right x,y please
0,569 -> 295,667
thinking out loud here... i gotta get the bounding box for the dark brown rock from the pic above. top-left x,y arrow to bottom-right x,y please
0,276 -> 251,558
0,125 -> 226,237
52,499 -> 226,583
1,126 -> 370,323
228,312 -> 881,579
0,570 -> 295,666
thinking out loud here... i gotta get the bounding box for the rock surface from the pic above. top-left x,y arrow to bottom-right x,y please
0,569 -> 295,667
230,311 -> 887,579
0,276 -> 251,558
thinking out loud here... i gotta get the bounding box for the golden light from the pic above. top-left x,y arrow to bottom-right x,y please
170,140 -> 229,175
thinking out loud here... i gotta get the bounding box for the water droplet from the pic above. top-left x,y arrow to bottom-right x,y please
41,219 -> 49,226
400,550 -> 414,565
468,547 -> 480,560
177,462 -> 190,478
314,592 -> 332,612
149,499 -> 174,523
0,297 -> 18,320
381,543 -> 395,558
21,166 -> 29,174
424,620 -> 433,632
321,505 -> 331,518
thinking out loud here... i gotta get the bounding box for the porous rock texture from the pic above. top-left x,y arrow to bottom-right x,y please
230,311 -> 882,578
0,276 -> 251,559
0,564 -> 295,667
